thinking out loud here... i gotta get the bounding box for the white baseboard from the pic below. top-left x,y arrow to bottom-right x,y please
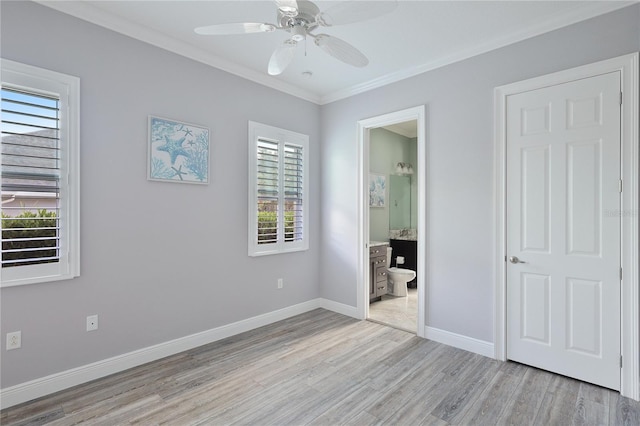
424,326 -> 495,358
0,298 -> 323,410
319,298 -> 359,318
0,298 -> 390,409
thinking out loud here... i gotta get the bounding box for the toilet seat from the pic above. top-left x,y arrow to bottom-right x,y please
387,267 -> 416,297
387,267 -> 415,277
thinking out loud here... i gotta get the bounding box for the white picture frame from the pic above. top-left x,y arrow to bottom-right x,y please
148,116 -> 209,184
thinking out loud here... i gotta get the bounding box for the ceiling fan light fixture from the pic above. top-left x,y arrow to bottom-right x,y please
291,25 -> 306,42
279,6 -> 298,15
260,23 -> 277,33
276,0 -> 299,16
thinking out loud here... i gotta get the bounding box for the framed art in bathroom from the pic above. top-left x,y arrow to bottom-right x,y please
369,173 -> 386,207
148,116 -> 210,184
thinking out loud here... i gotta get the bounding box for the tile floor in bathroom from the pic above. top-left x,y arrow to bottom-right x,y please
368,286 -> 417,333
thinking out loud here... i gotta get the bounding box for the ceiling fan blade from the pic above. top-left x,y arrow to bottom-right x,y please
268,40 -> 298,75
314,34 -> 368,67
275,0 -> 299,15
317,0 -> 397,26
194,22 -> 276,35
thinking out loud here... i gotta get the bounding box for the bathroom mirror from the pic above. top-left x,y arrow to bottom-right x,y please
389,175 -> 411,229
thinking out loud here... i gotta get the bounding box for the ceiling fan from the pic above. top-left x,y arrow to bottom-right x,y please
194,0 -> 397,75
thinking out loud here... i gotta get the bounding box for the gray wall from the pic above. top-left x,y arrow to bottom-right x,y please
2,0 -> 639,391
0,1 -> 321,388
320,4 -> 640,343
369,128 -> 417,242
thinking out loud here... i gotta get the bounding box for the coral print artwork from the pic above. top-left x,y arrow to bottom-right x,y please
148,116 -> 209,184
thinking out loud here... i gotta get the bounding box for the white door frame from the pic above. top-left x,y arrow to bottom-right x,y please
494,53 -> 639,400
357,105 -> 426,338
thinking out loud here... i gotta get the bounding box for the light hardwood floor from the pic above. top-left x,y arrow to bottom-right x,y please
2,309 -> 640,425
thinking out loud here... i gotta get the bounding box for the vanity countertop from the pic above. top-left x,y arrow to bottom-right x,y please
389,228 -> 417,241
369,241 -> 389,247
391,236 -> 417,241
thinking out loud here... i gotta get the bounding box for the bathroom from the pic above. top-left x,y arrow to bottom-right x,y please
368,121 -> 418,333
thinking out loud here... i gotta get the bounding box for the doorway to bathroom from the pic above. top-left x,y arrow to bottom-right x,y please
357,106 -> 426,337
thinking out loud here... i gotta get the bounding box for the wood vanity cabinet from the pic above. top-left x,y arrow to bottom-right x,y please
369,245 -> 388,302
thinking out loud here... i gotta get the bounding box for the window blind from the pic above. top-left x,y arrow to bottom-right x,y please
283,143 -> 303,242
256,139 -> 279,245
1,87 -> 61,267
249,122 -> 308,256
255,138 -> 305,246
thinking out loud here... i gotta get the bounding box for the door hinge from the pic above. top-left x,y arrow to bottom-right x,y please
620,267 -> 623,281
620,91 -> 623,105
619,179 -> 623,193
620,355 -> 623,368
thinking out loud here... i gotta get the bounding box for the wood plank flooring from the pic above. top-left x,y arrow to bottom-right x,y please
2,309 -> 640,425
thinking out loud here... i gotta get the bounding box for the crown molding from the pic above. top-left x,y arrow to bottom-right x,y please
34,0 -> 322,104
318,1 -> 636,104
35,1 -> 635,106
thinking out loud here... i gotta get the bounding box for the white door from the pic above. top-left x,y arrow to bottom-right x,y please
506,71 -> 621,390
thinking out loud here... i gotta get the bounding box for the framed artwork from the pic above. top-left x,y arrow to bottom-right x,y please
369,173 -> 386,207
148,116 -> 209,184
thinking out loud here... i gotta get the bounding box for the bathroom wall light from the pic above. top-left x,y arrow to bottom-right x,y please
395,162 -> 414,175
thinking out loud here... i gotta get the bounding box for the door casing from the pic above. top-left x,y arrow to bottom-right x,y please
357,105 -> 426,338
494,52 -> 639,400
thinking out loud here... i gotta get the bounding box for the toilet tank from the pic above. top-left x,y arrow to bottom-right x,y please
389,239 -> 417,285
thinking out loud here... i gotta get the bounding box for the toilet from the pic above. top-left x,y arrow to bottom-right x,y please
386,247 -> 416,297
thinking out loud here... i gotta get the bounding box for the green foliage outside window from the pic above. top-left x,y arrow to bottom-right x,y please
1,209 -> 58,267
257,210 -> 297,243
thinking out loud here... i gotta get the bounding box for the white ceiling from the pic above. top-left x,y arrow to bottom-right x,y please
38,0 -> 634,104
383,121 -> 417,138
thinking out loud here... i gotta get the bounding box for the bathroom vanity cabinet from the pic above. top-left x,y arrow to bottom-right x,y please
369,244 -> 388,302
389,239 -> 417,287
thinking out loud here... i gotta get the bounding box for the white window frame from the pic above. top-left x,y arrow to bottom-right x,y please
1,59 -> 80,287
248,121 -> 309,257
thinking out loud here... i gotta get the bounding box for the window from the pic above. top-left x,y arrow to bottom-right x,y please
248,121 -> 308,256
1,59 -> 80,287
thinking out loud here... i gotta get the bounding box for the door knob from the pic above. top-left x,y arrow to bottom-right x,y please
509,256 -> 526,264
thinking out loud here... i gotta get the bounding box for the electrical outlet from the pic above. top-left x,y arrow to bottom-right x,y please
277,278 -> 283,289
86,315 -> 99,332
6,331 -> 21,350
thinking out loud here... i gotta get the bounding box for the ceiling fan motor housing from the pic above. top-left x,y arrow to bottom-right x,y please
195,0 -> 384,75
278,0 -> 320,35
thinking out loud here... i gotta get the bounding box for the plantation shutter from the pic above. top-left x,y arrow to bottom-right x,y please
249,121 -> 308,257
1,87 -> 61,267
256,139 -> 279,245
255,138 -> 305,246
283,143 -> 303,242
